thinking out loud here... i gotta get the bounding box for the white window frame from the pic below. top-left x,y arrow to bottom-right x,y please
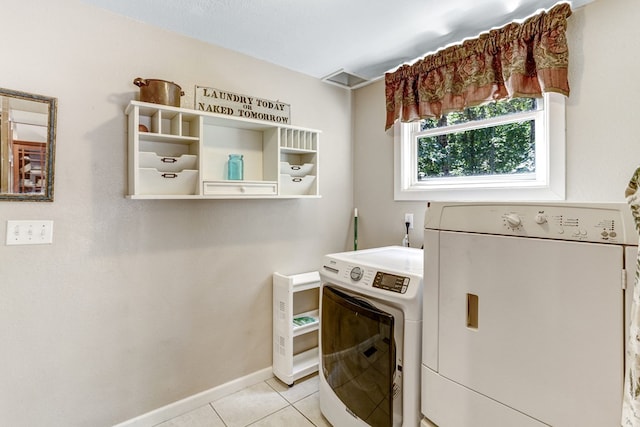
394,92 -> 566,201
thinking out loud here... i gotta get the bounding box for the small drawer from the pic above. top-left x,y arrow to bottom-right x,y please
280,174 -> 316,195
279,162 -> 314,177
203,181 -> 278,196
139,152 -> 197,172
138,168 -> 198,195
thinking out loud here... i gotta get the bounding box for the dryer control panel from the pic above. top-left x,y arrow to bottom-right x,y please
425,202 -> 639,245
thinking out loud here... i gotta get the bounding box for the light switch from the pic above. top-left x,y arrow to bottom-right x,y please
6,220 -> 53,245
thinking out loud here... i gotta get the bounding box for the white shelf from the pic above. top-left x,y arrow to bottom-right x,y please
280,147 -> 317,155
126,101 -> 321,199
292,309 -> 319,337
139,132 -> 199,144
291,347 -> 319,379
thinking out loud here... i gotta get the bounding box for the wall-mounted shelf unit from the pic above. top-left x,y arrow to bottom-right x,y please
125,101 -> 320,199
272,271 -> 320,385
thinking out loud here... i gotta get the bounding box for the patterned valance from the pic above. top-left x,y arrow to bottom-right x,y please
384,2 -> 572,130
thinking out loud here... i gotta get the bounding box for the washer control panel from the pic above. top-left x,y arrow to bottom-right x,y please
322,262 -> 418,296
372,271 -> 410,293
321,247 -> 423,301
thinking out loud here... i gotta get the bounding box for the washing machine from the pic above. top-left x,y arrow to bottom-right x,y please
319,246 -> 424,427
421,202 -> 639,427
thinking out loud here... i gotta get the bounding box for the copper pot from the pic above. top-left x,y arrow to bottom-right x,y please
133,77 -> 184,107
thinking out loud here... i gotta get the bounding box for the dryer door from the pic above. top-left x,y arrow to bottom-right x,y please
437,231 -> 623,427
321,285 -> 395,427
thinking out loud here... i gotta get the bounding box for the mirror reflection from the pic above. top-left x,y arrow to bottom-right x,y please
0,88 -> 57,201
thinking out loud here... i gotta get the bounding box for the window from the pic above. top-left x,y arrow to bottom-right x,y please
394,92 -> 565,201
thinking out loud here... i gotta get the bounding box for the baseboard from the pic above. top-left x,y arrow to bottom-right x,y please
112,367 -> 274,427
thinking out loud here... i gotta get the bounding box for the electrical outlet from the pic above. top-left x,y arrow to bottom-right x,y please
6,220 -> 54,245
404,213 -> 414,230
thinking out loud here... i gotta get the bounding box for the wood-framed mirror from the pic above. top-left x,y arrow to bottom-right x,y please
0,88 -> 57,202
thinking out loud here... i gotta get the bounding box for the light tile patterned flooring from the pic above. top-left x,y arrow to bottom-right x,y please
156,374 -> 332,427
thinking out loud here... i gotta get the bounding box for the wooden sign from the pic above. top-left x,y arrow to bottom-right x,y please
195,86 -> 291,124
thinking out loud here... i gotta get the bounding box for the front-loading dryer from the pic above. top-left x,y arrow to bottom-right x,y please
319,246 -> 423,427
421,202 -> 639,427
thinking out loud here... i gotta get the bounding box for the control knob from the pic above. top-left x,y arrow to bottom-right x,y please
350,266 -> 363,281
505,213 -> 522,228
534,213 -> 548,224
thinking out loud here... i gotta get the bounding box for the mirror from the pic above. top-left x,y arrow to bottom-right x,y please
0,88 -> 57,201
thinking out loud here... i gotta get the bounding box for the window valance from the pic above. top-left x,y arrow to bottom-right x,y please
385,2 -> 572,130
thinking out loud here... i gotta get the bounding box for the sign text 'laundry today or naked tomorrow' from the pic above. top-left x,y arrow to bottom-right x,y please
195,86 -> 291,124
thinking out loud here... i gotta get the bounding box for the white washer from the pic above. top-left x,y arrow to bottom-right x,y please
421,202 -> 638,427
319,246 -> 424,427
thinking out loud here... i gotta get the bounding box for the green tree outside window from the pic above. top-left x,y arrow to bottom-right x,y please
418,98 -> 537,180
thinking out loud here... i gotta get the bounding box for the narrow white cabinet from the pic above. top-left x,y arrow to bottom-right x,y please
125,101 -> 320,199
279,128 -> 318,197
272,271 -> 320,385
126,102 -> 202,197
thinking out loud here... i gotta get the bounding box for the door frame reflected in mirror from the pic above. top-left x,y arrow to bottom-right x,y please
0,88 -> 57,201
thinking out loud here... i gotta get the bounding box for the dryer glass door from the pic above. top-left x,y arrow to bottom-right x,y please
321,286 -> 395,427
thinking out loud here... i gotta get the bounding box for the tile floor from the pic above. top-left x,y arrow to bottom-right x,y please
156,374 -> 332,427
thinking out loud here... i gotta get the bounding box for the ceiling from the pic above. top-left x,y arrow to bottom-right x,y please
83,0 -> 592,88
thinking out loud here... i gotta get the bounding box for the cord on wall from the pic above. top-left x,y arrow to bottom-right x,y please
354,208 -> 358,251
403,221 -> 410,247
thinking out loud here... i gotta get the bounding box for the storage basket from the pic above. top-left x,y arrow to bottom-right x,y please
139,152 -> 197,172
138,168 -> 198,195
280,174 -> 315,195
279,162 -> 314,177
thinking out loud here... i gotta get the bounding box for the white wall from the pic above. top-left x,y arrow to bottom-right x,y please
353,0 -> 640,249
0,1 -> 353,426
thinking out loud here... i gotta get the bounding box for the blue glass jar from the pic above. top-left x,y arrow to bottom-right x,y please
227,154 -> 244,180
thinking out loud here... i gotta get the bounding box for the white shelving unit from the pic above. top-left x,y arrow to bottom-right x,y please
272,271 -> 320,385
125,100 -> 320,199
